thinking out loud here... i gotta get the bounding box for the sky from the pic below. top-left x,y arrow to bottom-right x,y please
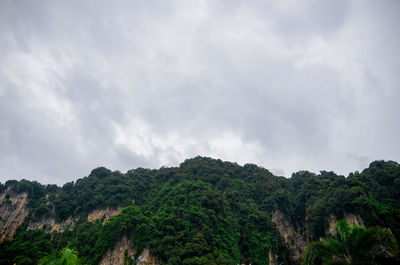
1,0 -> 399,185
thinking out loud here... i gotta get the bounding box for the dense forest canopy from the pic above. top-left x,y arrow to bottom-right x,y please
0,157 -> 399,265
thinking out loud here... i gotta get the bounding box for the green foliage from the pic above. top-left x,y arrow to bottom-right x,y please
302,220 -> 399,265
39,247 -> 80,265
0,229 -> 53,265
1,157 -> 399,264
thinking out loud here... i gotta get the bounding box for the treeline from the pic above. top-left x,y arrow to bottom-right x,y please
0,157 -> 399,264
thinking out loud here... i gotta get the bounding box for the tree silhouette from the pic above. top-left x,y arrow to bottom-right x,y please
302,220 -> 399,265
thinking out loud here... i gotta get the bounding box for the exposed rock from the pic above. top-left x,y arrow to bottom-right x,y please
371,244 -> 394,258
29,207 -> 123,232
137,248 -> 160,265
345,213 -> 363,226
28,217 -> 55,231
99,235 -> 135,265
0,188 -> 29,242
88,207 -> 122,223
271,210 -> 308,260
28,207 -> 123,233
327,213 -> 364,235
327,215 -> 336,235
99,235 -> 159,265
269,249 -> 276,265
28,216 -> 75,233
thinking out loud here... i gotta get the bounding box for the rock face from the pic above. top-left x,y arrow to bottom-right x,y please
271,210 -> 308,260
99,235 -> 159,265
27,207 -> 123,233
327,213 -> 364,235
272,210 -> 365,260
345,213 -> 363,226
99,235 -> 135,265
88,207 -> 122,223
0,188 -> 29,242
136,248 -> 160,265
269,249 -> 276,265
28,216 -> 75,233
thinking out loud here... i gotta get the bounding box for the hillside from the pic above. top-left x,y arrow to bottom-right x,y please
0,157 -> 399,265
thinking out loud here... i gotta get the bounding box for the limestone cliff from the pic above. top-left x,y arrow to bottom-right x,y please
28,216 -> 75,233
268,249 -> 276,265
327,213 -> 364,235
99,235 -> 159,265
88,207 -> 122,223
271,210 -> 308,260
271,210 -> 365,260
28,207 -> 122,232
136,248 -> 160,265
0,188 -> 29,242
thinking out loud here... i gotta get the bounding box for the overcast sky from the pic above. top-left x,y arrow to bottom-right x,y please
1,0 -> 399,185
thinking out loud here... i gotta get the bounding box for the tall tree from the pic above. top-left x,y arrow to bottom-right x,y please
302,220 -> 399,265
38,248 -> 80,265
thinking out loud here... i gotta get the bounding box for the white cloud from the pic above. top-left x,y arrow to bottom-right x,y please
0,0 -> 399,184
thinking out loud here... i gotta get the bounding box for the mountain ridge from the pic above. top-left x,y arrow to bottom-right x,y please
0,157 -> 399,264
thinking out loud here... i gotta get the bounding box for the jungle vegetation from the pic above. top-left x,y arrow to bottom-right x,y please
0,157 -> 399,264
302,220 -> 399,265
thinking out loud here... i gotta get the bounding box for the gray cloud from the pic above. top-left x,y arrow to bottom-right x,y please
1,0 -> 399,184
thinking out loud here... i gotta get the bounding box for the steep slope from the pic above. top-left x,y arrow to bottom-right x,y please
0,188 -> 29,242
0,157 -> 399,265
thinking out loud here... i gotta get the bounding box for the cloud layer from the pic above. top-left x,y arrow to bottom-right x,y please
1,0 -> 399,184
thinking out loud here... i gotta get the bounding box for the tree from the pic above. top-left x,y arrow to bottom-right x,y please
38,248 -> 80,265
302,220 -> 399,265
